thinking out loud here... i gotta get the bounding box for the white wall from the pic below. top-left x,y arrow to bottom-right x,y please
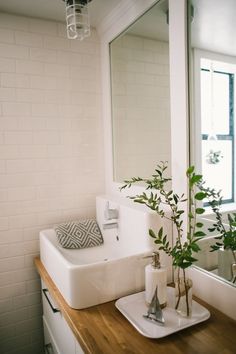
0,13 -> 104,354
110,33 -> 171,181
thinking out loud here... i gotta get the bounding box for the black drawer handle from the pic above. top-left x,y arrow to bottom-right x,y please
42,288 -> 60,313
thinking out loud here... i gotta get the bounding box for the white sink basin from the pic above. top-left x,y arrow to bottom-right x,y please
39,195 -> 172,309
40,228 -> 152,309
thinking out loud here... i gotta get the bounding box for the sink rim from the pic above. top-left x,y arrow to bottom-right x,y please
40,228 -> 153,268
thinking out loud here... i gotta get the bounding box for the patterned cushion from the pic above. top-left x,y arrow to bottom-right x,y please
55,219 -> 103,249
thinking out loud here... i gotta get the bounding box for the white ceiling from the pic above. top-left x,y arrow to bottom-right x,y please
0,0 -> 122,28
0,0 -> 169,41
0,0 -> 235,57
191,0 -> 236,57
128,0 -> 168,41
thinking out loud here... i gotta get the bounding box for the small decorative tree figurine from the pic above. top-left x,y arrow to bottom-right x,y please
120,162 -> 208,317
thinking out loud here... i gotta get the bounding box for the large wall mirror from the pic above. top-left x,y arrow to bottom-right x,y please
189,0 -> 236,287
109,0 -> 170,183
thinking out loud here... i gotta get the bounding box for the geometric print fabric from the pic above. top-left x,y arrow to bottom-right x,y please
55,219 -> 104,249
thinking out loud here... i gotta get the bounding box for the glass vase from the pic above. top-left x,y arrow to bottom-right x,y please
175,271 -> 193,317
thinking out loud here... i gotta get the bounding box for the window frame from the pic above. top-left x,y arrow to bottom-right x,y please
201,67 -> 235,204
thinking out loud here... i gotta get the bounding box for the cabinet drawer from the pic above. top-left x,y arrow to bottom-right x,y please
41,281 -> 76,354
43,317 -> 59,354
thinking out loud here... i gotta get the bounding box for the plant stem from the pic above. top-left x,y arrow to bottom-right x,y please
190,185 -> 197,240
183,268 -> 190,317
162,190 -> 183,252
175,268 -> 181,310
175,268 -> 191,317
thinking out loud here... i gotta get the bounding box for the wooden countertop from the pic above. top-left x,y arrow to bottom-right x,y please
35,257 -> 236,354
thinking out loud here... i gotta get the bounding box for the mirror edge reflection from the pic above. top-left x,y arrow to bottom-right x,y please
188,0 -> 236,290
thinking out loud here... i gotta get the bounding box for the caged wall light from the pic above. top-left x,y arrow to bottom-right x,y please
63,0 -> 92,40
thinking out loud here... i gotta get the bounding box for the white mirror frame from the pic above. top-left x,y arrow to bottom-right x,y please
98,0 -> 188,286
99,0 -> 188,198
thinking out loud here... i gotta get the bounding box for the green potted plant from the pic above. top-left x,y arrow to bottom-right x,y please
199,185 -> 236,283
120,162 -> 208,317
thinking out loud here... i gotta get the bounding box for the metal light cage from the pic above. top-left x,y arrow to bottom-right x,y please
64,0 -> 91,40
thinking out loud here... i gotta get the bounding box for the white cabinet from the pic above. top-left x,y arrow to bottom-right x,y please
41,281 -> 84,354
43,317 -> 59,354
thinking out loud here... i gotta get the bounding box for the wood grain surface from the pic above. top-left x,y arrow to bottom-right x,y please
35,257 -> 236,354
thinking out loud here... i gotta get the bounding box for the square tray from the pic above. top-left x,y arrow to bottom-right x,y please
115,287 -> 210,338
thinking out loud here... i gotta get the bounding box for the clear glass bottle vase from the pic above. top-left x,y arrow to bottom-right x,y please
175,269 -> 193,317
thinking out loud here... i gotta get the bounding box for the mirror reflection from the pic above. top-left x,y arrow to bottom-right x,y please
110,0 -> 170,182
189,0 -> 236,286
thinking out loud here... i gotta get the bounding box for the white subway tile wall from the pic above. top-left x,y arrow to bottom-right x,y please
0,13 -> 104,354
111,34 -> 171,181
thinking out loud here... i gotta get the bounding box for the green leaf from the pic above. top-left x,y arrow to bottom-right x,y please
190,174 -> 202,185
188,212 -> 194,219
180,262 -> 192,269
177,210 -> 185,215
196,208 -> 205,215
196,222 -> 203,228
158,227 -> 163,238
194,192 -> 206,201
228,214 -> 233,223
134,199 -> 145,204
208,227 -> 216,232
173,194 -> 178,204
191,243 -> 201,252
186,166 -> 194,176
154,239 -> 162,244
120,184 -> 128,191
149,229 -> 156,238
211,244 -> 221,251
194,231 -> 206,237
215,235 -> 223,240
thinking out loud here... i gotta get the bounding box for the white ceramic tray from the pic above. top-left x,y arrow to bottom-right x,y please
115,287 -> 210,338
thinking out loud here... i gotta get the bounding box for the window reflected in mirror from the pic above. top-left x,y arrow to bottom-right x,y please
200,59 -> 234,203
189,0 -> 236,287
